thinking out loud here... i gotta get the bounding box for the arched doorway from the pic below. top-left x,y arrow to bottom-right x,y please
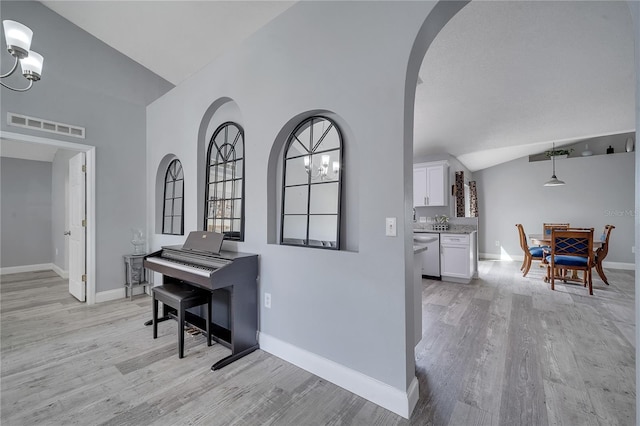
404,1 -> 638,423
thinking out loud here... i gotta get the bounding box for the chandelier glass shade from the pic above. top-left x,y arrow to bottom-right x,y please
2,20 -> 44,92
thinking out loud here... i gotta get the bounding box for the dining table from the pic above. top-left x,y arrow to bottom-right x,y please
528,233 -> 606,283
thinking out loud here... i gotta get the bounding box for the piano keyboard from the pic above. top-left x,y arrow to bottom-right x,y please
144,257 -> 216,277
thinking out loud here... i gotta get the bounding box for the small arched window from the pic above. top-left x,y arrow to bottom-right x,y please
281,116 -> 343,249
162,159 -> 184,235
205,122 -> 245,241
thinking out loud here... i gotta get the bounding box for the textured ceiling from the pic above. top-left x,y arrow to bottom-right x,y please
415,1 -> 635,171
36,1 -> 636,171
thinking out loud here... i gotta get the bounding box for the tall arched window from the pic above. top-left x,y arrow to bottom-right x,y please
205,122 -> 245,241
281,116 -> 343,249
163,159 -> 184,235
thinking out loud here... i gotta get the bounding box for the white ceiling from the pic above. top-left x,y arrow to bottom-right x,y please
27,1 -> 636,171
41,1 -> 296,86
415,1 -> 635,171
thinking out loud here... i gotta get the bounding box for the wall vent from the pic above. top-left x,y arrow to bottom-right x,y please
7,112 -> 85,139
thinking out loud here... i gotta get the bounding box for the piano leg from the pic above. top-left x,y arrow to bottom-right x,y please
144,299 -> 171,326
211,345 -> 259,371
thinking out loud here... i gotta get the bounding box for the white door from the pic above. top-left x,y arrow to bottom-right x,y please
69,152 -> 86,302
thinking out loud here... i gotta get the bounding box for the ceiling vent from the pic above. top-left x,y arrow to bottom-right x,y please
7,112 -> 85,139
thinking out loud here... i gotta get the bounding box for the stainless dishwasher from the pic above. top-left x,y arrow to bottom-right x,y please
413,233 -> 440,278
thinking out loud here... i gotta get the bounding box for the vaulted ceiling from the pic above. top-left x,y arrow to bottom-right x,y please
13,1 -> 634,171
414,1 -> 635,171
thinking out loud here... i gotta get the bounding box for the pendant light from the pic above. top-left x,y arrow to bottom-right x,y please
544,143 -> 565,186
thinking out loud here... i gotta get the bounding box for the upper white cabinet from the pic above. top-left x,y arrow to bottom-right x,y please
413,161 -> 448,207
413,167 -> 428,207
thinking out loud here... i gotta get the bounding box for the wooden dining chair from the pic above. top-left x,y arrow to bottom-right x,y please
546,228 -> 594,295
543,223 -> 570,238
516,224 -> 546,277
593,224 -> 615,285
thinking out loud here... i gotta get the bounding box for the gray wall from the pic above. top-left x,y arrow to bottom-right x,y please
633,3 -> 640,424
0,1 -> 173,292
146,0 -> 450,396
0,157 -> 52,267
474,151 -> 635,264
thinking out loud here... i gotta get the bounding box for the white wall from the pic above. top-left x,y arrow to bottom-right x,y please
475,151 -> 635,266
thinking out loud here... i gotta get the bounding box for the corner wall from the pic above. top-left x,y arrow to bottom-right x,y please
0,1 -> 173,292
146,0 -> 448,417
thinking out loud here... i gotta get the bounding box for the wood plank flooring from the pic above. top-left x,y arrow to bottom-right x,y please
1,261 -> 635,425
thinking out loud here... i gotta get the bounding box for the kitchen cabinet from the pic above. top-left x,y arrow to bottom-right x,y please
440,232 -> 477,283
413,161 -> 448,207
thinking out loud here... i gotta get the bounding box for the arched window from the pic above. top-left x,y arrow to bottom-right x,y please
281,116 -> 343,249
205,122 -> 245,241
163,159 -> 184,235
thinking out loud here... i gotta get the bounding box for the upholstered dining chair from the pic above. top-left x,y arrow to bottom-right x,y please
546,228 -> 594,295
516,224 -> 546,277
593,224 -> 615,285
543,223 -> 570,238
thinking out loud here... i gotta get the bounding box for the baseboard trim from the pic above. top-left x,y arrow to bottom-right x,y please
479,254 -> 635,271
95,288 -> 126,303
0,263 -> 54,275
52,264 -> 69,279
602,261 -> 635,271
480,253 -> 505,261
258,332 -> 418,419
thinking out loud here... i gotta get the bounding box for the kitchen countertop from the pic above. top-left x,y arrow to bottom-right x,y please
413,225 -> 477,235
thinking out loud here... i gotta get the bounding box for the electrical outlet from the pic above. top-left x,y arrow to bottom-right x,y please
495,240 -> 500,247
386,217 -> 397,237
419,217 -> 426,223
264,292 -> 271,309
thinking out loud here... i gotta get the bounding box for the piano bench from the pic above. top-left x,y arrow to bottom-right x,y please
152,282 -> 211,359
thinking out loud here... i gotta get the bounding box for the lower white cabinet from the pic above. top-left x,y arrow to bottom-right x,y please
440,232 -> 477,283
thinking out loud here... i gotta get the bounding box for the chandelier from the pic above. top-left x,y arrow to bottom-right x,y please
304,154 -> 339,180
1,20 -> 44,92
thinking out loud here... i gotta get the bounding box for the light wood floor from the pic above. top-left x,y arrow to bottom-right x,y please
1,261 -> 635,425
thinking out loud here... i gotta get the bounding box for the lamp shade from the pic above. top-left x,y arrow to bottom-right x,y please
3,20 -> 32,58
544,175 -> 565,186
543,142 -> 566,187
20,51 -> 43,80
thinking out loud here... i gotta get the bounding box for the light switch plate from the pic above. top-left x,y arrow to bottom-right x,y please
386,217 -> 397,236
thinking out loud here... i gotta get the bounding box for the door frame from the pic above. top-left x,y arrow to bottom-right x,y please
0,130 -> 97,305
